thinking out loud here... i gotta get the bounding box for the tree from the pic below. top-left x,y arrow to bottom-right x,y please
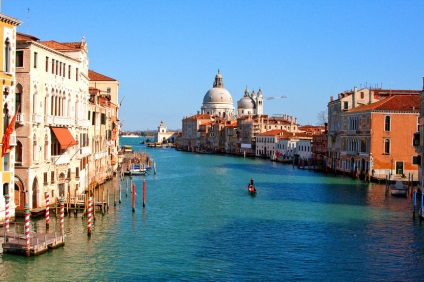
316,110 -> 328,126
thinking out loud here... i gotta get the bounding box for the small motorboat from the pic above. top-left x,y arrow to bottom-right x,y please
390,181 -> 408,197
124,164 -> 148,176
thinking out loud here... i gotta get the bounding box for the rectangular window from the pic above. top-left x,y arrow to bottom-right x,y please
101,113 -> 106,125
63,63 -> 66,77
68,65 -> 71,79
45,57 -> 49,72
51,171 -> 55,183
59,62 -> 62,75
44,172 -> 48,184
343,101 -> 349,110
52,59 -> 55,74
55,61 -> 58,75
16,51 -> 24,67
76,68 -> 79,81
34,52 -> 38,68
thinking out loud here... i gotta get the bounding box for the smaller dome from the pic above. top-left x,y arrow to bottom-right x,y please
237,96 -> 255,109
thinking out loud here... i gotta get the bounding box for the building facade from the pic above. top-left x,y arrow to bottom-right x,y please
328,89 -> 420,179
15,32 -> 91,210
0,13 -> 21,221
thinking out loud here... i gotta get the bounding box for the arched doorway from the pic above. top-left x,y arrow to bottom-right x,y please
32,177 -> 39,208
14,177 -> 25,210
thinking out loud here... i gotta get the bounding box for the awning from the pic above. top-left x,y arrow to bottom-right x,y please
51,127 -> 77,149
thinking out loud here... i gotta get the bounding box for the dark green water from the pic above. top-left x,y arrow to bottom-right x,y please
1,137 -> 424,281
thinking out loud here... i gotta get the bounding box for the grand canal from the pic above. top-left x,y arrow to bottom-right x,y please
2,137 -> 424,281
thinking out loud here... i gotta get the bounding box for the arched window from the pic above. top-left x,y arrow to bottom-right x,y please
44,134 -> 49,161
16,141 -> 23,165
33,135 -> 38,162
384,138 -> 390,154
3,103 -> 9,133
384,116 -> 391,132
4,38 -> 11,72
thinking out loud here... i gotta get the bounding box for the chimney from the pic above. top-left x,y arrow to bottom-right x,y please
353,86 -> 357,108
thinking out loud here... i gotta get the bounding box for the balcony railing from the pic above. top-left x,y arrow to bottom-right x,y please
9,134 -> 16,146
32,114 -> 43,124
51,154 -> 70,165
16,113 -> 24,124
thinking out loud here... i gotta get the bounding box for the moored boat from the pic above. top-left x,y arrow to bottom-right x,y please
125,164 -> 148,176
390,181 -> 408,197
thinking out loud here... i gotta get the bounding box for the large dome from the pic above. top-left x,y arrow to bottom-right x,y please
203,87 -> 233,104
200,70 -> 235,119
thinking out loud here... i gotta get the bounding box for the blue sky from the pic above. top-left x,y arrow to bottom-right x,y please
4,0 -> 424,131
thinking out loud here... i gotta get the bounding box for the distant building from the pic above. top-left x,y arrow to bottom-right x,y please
181,70 -> 299,155
156,120 -> 177,144
237,87 -> 263,116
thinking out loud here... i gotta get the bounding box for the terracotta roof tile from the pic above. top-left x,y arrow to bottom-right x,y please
348,95 -> 419,113
17,32 -> 39,41
88,70 -> 117,81
257,129 -> 285,136
39,40 -> 76,51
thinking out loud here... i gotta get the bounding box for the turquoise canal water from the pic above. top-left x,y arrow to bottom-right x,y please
2,137 -> 424,281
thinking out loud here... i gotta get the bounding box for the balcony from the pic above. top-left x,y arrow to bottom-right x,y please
76,119 -> 91,128
16,113 -> 24,124
32,113 -> 43,124
9,134 -> 16,146
51,154 -> 70,165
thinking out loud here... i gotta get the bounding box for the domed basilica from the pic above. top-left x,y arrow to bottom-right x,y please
200,70 -> 263,119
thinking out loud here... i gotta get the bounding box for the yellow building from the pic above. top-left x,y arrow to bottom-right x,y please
0,13 -> 21,221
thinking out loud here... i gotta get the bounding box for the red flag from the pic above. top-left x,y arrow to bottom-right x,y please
2,110 -> 18,157
276,151 -> 282,157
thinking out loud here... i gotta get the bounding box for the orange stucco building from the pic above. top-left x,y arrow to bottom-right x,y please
328,90 -> 420,180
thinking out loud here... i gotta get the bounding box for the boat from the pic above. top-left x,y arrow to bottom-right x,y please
122,145 -> 133,153
247,185 -> 256,195
390,181 -> 408,196
125,164 -> 148,176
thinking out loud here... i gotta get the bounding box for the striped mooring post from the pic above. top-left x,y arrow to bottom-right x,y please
4,194 -> 10,233
25,204 -> 31,255
45,192 -> 50,229
142,180 -> 146,208
87,196 -> 92,236
60,197 -> 65,236
131,184 -> 136,212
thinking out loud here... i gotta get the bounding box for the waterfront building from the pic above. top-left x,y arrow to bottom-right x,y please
88,70 -> 120,173
180,114 -> 213,151
15,32 -> 91,210
0,13 -> 21,221
155,120 -> 177,144
255,130 -> 284,159
237,114 -> 299,156
417,78 -> 424,189
328,87 -> 420,179
311,124 -> 328,170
